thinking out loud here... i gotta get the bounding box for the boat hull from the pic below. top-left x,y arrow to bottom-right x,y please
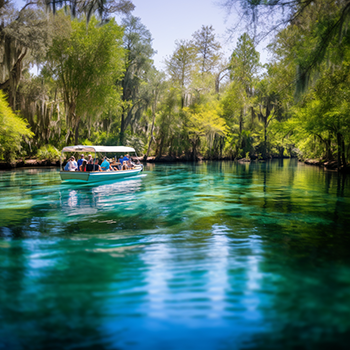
60,167 -> 143,182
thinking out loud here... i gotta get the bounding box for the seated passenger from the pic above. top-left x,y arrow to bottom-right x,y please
71,156 -> 78,170
93,159 -> 102,171
127,159 -> 135,169
86,159 -> 94,172
101,157 -> 117,171
77,154 -> 85,171
118,155 -> 124,164
100,157 -> 110,171
79,160 -> 88,172
64,157 -> 76,171
122,161 -> 128,170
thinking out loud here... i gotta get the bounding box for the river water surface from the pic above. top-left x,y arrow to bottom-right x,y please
1,159 -> 350,349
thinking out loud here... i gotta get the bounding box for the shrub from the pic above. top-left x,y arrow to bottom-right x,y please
37,145 -> 60,162
0,90 -> 33,163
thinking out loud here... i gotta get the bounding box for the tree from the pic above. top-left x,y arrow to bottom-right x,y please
229,33 -> 260,96
190,25 -> 225,105
253,65 -> 289,159
192,25 -> 221,74
0,2 -> 49,109
44,0 -> 135,21
221,0 -> 350,91
290,63 -> 350,167
44,13 -> 125,144
183,101 -> 226,160
165,40 -> 197,108
118,15 -> 155,144
0,89 -> 33,162
221,33 -> 261,158
0,0 -> 134,111
165,40 -> 197,89
144,69 -> 166,159
252,0 -> 350,166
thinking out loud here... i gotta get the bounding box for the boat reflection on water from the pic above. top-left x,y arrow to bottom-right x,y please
91,177 -> 143,196
59,176 -> 145,216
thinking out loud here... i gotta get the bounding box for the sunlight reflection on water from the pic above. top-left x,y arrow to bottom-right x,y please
0,161 -> 350,349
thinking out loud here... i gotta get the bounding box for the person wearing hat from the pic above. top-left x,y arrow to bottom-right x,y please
77,154 -> 86,171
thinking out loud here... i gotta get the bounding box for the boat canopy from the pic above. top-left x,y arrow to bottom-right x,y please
61,145 -> 136,153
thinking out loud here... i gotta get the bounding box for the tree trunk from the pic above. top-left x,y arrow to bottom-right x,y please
337,132 -> 341,170
158,135 -> 164,158
0,47 -> 28,110
75,117 -> 80,145
264,117 -> 268,159
341,136 -> 346,167
168,137 -> 173,157
192,138 -> 197,161
145,95 -> 158,159
120,109 -> 125,145
325,138 -> 332,160
220,136 -> 224,159
145,120 -> 155,159
239,109 -> 243,134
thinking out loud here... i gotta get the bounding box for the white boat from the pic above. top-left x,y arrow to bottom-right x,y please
59,145 -> 143,182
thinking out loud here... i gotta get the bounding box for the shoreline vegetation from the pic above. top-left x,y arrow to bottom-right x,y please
1,1 -> 350,174
1,156 -> 348,173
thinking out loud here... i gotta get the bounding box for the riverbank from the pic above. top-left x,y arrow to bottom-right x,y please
144,155 -> 350,173
143,154 -> 293,163
1,156 -> 349,173
0,159 -> 60,170
303,158 -> 350,173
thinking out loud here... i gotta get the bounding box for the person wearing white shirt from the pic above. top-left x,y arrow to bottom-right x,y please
64,157 -> 76,171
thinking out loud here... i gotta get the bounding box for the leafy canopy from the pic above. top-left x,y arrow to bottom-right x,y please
0,89 -> 33,161
44,13 -> 125,135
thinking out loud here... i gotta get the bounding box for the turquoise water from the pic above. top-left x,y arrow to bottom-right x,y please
1,159 -> 350,349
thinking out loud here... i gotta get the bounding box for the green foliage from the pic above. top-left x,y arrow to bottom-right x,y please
36,145 -> 60,162
184,102 -> 226,140
230,33 -> 260,95
182,101 -> 226,158
0,90 -> 33,163
44,13 -> 125,143
5,0 -> 350,165
118,15 -> 156,143
165,40 -> 197,89
125,134 -> 145,156
192,25 -> 221,74
221,34 -> 262,158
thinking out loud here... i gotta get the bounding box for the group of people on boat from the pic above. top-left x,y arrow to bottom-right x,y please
64,153 -> 135,172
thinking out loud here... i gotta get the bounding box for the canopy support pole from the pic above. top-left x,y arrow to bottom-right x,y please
134,150 -> 141,164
